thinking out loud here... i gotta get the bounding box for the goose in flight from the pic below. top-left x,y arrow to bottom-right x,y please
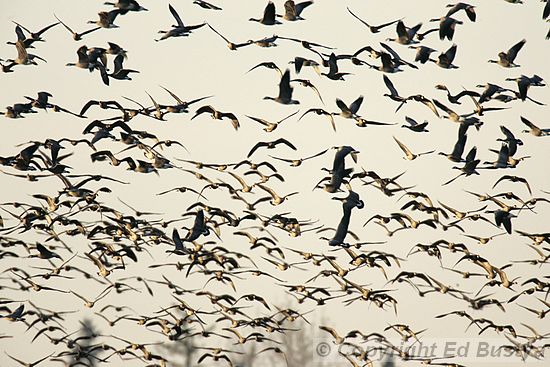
429,16 -> 463,40
280,0 -> 313,21
393,137 -> 435,161
87,10 -> 121,28
191,105 -> 240,130
206,23 -> 252,50
435,84 -> 480,105
264,69 -> 300,104
107,54 -> 139,82
104,0 -> 148,13
270,148 -> 328,167
434,44 -> 459,69
156,4 -> 206,41
8,41 -> 46,67
347,7 -> 402,33
446,2 -> 476,21
249,2 -> 281,25
387,20 -> 422,44
335,96 -> 363,119
245,110 -> 299,132
520,116 -> 550,136
299,108 -> 336,131
55,14 -> 100,40
322,53 -> 352,80
193,0 -> 222,10
488,39 -> 526,67
247,61 -> 283,77
247,138 -> 297,158
401,116 -> 429,133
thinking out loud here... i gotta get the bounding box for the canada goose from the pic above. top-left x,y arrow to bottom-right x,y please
289,56 -> 320,74
347,7 -> 401,33
363,51 -> 401,73
65,45 -> 92,69
434,44 -> 458,69
387,20 -> 422,44
156,4 -> 206,41
327,190 -> 364,246
269,148 -> 328,167
393,136 -> 435,161
206,23 -> 252,50
439,129 -> 467,162
250,2 -> 281,25
506,74 -> 546,103
194,0 -> 222,10
435,84 -> 480,104
335,96 -> 363,119
409,45 -> 437,64
9,40 -> 46,66
247,138 -> 297,158
246,61 -> 283,76
245,110 -> 299,132
5,352 -> 53,367
492,209 -> 515,234
492,175 -> 532,194
497,125 -> 522,155
191,105 -> 240,130
264,69 -> 300,104
79,100 -> 124,116
397,94 -> 440,117
382,75 -> 406,103
443,146 -> 480,185
476,83 -> 512,103
250,34 -> 280,47
446,2 -> 476,21
88,10 -> 121,28
9,21 -> 59,47
401,116 -> 429,132
104,0 -> 148,13
299,108 -> 336,131
290,79 -> 324,104
429,16 -> 463,40
482,143 -> 510,169
380,42 -> 418,70
280,0 -> 313,21
464,232 -> 505,245
108,54 -> 139,81
520,116 -> 550,136
29,243 -> 62,260
322,53 -> 352,80
54,14 -> 100,41
488,39 -> 526,67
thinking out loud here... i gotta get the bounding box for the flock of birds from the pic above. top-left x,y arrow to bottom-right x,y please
1,1 -> 550,367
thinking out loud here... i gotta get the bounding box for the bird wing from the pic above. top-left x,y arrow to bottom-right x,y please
160,85 -> 184,104
278,69 -> 293,100
247,142 -> 266,158
383,75 -> 399,97
393,137 -> 413,157
520,116 -> 538,130
507,39 -> 526,63
295,1 -> 313,16
275,138 -> 297,151
192,105 -> 216,120
263,1 -> 277,23
168,4 -> 184,27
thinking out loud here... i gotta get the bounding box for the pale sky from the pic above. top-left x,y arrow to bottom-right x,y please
0,1 -> 549,367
